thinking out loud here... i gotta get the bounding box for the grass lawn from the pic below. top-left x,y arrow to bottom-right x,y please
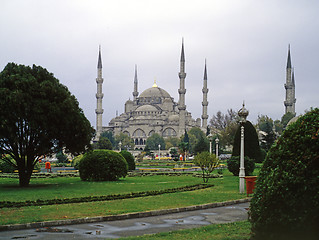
122,221 -> 251,240
0,169 -> 253,225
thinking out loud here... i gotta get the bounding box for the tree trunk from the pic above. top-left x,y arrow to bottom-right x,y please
17,160 -> 34,187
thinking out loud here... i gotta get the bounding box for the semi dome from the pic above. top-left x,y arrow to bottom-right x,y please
135,104 -> 159,112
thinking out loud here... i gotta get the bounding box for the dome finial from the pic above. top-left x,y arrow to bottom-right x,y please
152,78 -> 158,88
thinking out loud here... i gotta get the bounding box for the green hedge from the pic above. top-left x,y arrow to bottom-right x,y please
249,108 -> 319,240
120,150 -> 136,170
0,183 -> 213,208
227,156 -> 255,176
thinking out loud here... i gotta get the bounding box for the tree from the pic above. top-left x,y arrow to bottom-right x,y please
193,151 -> 219,183
0,63 -> 94,187
164,137 -> 180,150
232,121 -> 263,163
193,135 -> 209,155
120,150 -> 135,171
209,109 -> 238,151
260,121 -> 276,152
56,150 -> 68,163
94,136 -> 113,150
100,131 -> 115,147
144,133 -> 165,150
281,112 -> 295,129
114,133 -> 134,150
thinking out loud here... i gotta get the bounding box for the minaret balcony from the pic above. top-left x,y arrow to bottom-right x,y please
95,109 -> 104,114
202,101 -> 208,106
202,88 -> 209,94
179,72 -> 186,79
178,105 -> 186,111
96,93 -> 104,98
178,89 -> 186,94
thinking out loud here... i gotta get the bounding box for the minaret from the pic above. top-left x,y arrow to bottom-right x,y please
178,40 -> 187,137
284,45 -> 296,115
133,65 -> 139,102
201,60 -> 209,130
95,46 -> 104,139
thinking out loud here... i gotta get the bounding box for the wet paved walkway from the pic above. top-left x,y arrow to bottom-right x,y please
0,202 -> 249,239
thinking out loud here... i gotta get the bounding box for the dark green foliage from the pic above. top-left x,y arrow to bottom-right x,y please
100,131 -> 115,146
250,108 -> 319,240
120,150 -> 135,170
281,112 -> 295,129
144,133 -> 165,150
232,121 -> 262,163
79,150 -> 128,181
0,155 -> 16,173
56,151 -> 68,163
260,121 -> 276,151
227,156 -> 255,176
94,136 -> 113,150
0,63 -> 94,186
193,135 -> 209,154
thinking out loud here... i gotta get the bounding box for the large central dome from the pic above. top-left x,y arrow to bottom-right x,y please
139,85 -> 172,99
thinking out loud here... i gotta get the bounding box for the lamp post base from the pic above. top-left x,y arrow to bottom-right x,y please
239,176 -> 245,193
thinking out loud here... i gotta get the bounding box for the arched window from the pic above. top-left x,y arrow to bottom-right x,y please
135,139 -> 139,145
148,130 -> 155,136
139,138 -> 144,145
162,128 -> 177,137
123,131 -> 130,137
133,129 -> 146,137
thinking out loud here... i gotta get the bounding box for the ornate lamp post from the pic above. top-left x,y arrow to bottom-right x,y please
158,144 -> 161,161
215,137 -> 219,157
208,133 -> 213,154
238,102 -> 249,193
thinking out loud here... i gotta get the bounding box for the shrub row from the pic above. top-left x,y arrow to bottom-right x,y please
0,183 -> 214,209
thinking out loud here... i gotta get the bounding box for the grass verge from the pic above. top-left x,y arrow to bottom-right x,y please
121,221 -> 251,240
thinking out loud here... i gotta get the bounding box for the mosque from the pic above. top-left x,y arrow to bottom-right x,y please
94,42 -> 296,150
95,42 -> 209,149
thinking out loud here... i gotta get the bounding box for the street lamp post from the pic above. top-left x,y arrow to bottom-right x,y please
238,102 -> 249,194
208,133 -> 213,154
158,144 -> 161,161
215,137 -> 219,157
119,141 -> 122,152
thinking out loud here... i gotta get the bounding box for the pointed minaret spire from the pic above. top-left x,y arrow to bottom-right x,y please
95,46 -> 104,140
202,59 -> 209,130
133,65 -> 139,101
97,45 -> 102,69
284,45 -> 296,115
287,44 -> 291,69
178,39 -> 187,137
180,38 -> 185,63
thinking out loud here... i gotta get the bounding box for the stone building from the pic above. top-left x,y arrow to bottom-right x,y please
95,42 -> 209,149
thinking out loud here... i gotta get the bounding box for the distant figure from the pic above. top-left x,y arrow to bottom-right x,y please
45,161 -> 51,173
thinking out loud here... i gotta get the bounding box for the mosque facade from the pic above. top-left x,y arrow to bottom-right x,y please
95,42 -> 209,149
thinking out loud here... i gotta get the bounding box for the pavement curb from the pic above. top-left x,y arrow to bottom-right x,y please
0,198 -> 251,232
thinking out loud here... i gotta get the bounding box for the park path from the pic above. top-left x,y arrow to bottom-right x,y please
0,202 -> 249,239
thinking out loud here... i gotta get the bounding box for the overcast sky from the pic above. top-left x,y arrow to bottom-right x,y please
1,0 -> 318,129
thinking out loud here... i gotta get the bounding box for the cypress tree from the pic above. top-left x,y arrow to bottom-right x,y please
232,121 -> 262,163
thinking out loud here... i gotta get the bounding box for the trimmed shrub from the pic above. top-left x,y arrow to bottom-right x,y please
227,156 -> 255,176
120,150 -> 135,171
249,108 -> 319,240
232,121 -> 263,163
78,150 -> 128,181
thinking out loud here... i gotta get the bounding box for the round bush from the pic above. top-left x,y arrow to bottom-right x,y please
71,154 -> 83,170
227,156 -> 255,176
120,150 -> 136,171
249,108 -> 319,240
78,150 -> 128,181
